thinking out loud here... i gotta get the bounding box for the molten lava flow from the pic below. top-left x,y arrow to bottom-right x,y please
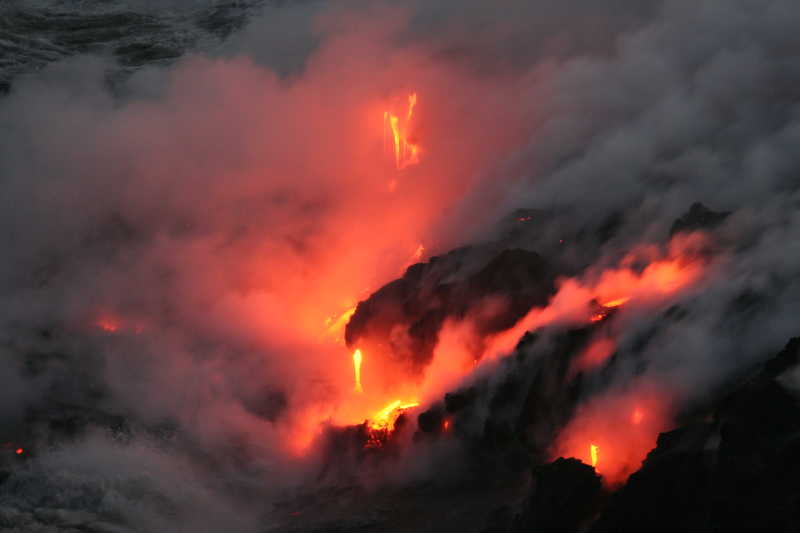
384,93 -> 421,170
363,399 -> 419,448
475,237 -> 708,363
590,297 -> 632,323
325,306 -> 357,343
95,316 -> 120,333
353,349 -> 364,393
601,297 -> 630,308
369,400 -> 420,431
590,444 -> 599,467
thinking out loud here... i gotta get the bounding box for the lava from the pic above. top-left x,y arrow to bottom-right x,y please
353,349 -> 364,393
384,93 -> 421,170
471,236 -> 708,364
325,306 -> 357,343
95,316 -> 120,333
590,313 -> 607,323
369,400 -> 420,432
591,296 -> 632,323
601,297 -> 630,308
553,384 -> 669,486
364,399 -> 419,448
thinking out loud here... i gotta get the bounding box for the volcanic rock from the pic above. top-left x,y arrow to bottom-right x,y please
516,458 -> 603,533
417,406 -> 445,434
345,247 -> 555,372
590,337 -> 800,533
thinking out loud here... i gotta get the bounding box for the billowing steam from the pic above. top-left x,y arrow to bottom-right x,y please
1,0 -> 800,531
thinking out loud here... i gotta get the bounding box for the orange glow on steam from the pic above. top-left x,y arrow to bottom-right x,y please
553,384 -> 669,487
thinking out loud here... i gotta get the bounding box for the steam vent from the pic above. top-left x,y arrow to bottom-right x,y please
1,1 -> 799,532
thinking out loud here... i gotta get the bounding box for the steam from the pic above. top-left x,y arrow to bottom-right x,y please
2,0 -> 800,530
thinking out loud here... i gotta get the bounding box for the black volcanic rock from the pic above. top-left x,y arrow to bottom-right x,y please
516,458 -> 603,533
590,337 -> 800,533
445,388 -> 478,414
431,324 -> 603,481
669,202 -> 730,236
345,247 -> 555,372
417,406 -> 445,434
512,327 -> 592,455
458,335 -> 800,533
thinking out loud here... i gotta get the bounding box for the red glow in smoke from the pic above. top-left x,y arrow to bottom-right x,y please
574,337 -> 616,372
552,383 -> 669,486
70,15 -> 712,461
95,317 -> 120,333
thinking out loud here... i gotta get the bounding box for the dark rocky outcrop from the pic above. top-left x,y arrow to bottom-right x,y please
345,247 -> 556,372
477,338 -> 800,533
590,337 -> 800,533
518,458 -> 603,533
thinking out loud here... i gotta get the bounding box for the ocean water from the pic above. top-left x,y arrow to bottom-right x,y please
0,0 -> 267,93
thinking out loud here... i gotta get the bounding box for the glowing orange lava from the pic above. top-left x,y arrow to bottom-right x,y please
364,399 -> 419,448
368,399 -> 420,431
95,317 -> 120,333
325,306 -> 357,343
353,349 -> 364,393
384,93 -> 421,170
601,297 -> 630,308
475,236 -> 708,363
590,444 -> 599,467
